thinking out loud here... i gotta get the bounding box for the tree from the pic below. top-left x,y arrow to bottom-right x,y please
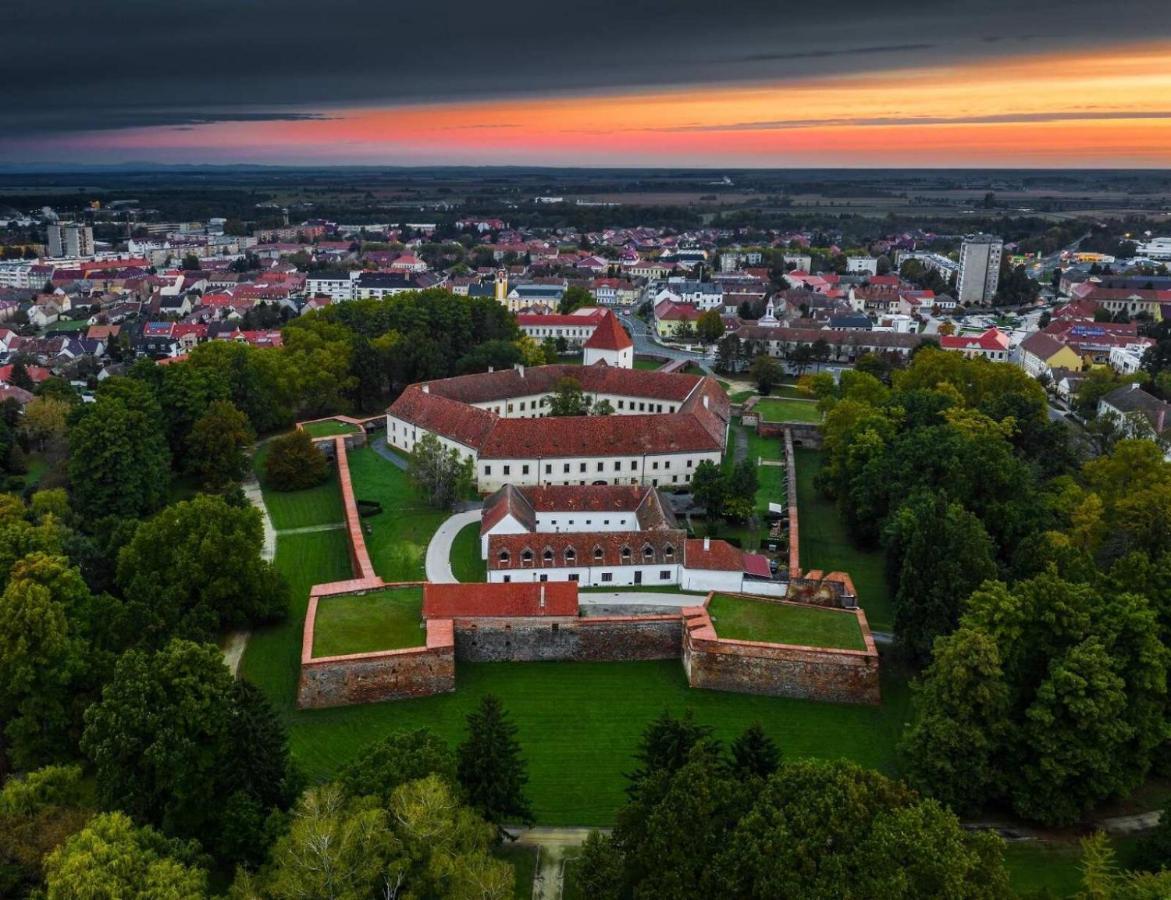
1079,832 -> 1171,899
730,722 -> 780,779
690,460 -> 726,519
715,333 -> 743,374
19,396 -> 70,452
902,574 -> 1169,825
408,432 -> 474,510
0,553 -> 104,769
185,399 -> 254,491
749,354 -> 782,395
696,309 -> 724,345
43,812 -> 208,900
592,398 -> 615,416
457,694 -> 534,829
116,495 -> 288,646
338,728 -> 457,804
0,765 -> 92,898
559,285 -> 593,315
724,459 -> 759,523
885,492 -> 998,665
81,640 -> 297,864
68,379 -> 171,521
994,263 -> 1038,306
547,375 -> 590,416
715,761 -> 1008,899
8,360 -> 34,392
263,429 -> 329,491
789,343 -> 815,375
628,709 -> 713,792
181,253 -> 201,271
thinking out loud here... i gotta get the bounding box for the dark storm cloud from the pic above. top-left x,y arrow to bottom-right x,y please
2,0 -> 1170,139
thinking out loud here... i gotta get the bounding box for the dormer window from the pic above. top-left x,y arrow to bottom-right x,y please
620,545 -> 632,562
522,549 -> 534,566
664,545 -> 675,560
565,548 -> 576,564
543,548 -> 554,564
499,550 -> 511,566
642,544 -> 654,560
594,546 -> 604,561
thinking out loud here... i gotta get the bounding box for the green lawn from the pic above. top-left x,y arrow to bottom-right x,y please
633,357 -> 664,371
753,397 -> 822,424
451,521 -> 487,582
493,844 -> 537,899
708,594 -> 865,650
794,449 -> 893,632
312,588 -> 425,657
302,420 -> 359,437
729,390 -> 754,404
241,529 -> 355,708
253,439 -> 346,530
346,446 -> 447,582
1003,835 -> 1140,899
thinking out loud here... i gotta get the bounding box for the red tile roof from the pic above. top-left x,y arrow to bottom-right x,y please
481,413 -> 722,459
683,538 -> 745,571
423,581 -> 578,618
489,529 -> 685,569
389,386 -> 499,450
584,311 -> 633,351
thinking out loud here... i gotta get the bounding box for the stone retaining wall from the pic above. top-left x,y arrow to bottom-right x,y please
451,614 -> 681,662
784,428 -> 800,576
681,603 -> 880,705
333,438 -> 378,581
758,420 -> 822,447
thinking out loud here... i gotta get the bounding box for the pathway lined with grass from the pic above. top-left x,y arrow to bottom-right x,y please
793,448 -> 893,632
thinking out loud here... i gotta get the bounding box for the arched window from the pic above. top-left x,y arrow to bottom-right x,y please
522,549 -> 534,566
664,545 -> 675,560
594,546 -> 604,561
620,545 -> 632,562
543,548 -> 554,564
565,547 -> 577,564
642,544 -> 655,560
499,550 -> 511,565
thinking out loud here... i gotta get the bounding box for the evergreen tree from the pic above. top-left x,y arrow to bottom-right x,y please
730,722 -> 780,778
456,694 -> 533,829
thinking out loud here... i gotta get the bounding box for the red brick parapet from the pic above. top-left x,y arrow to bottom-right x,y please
784,428 -> 800,577
333,437 -> 378,582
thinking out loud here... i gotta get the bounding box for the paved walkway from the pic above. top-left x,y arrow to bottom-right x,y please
370,438 -> 408,470
425,508 -> 482,583
243,475 -> 276,563
508,827 -> 600,900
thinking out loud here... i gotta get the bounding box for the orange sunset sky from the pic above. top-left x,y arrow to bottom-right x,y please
9,41 -> 1171,167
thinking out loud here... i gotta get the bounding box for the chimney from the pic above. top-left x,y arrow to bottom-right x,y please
1159,406 -> 1166,434
488,366 -> 494,373
515,363 -> 525,377
703,536 -> 710,551
539,584 -> 546,610
703,395 -> 709,409
421,383 -> 429,394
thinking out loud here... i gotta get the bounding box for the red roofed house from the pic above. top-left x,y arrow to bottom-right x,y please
939,327 -> 1011,361
515,307 -> 608,349
583,310 -> 633,368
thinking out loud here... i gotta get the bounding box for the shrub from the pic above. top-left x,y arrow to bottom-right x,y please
264,430 -> 329,491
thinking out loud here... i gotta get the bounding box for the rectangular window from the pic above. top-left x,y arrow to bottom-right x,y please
597,462 -> 604,472
503,575 -> 511,583
503,465 -> 511,475
545,464 -> 552,474
522,464 -> 530,475
660,570 -> 671,580
563,463 -> 570,473
601,572 -> 613,583
614,461 -> 621,471
484,466 -> 492,476
539,574 -> 548,582
568,573 -> 579,582
580,463 -> 587,473
687,459 -> 694,469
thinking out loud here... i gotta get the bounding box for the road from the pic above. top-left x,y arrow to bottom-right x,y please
619,310 -> 712,370
425,509 -> 482,583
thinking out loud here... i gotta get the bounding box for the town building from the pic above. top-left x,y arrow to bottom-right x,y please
957,234 -> 1003,304
386,366 -> 730,492
46,223 -> 94,258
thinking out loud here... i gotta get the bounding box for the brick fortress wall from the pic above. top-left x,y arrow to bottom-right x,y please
451,614 -> 681,662
681,603 -> 880,704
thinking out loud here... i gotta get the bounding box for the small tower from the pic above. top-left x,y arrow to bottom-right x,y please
494,269 -> 509,303
583,310 -> 634,368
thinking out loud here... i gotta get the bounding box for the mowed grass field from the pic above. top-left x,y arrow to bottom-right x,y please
301,419 -> 359,437
451,521 -> 487,582
794,449 -> 893,632
754,397 -> 822,424
708,594 -> 866,650
347,446 -> 448,582
253,439 -> 346,530
312,587 -> 425,657
633,356 -> 665,371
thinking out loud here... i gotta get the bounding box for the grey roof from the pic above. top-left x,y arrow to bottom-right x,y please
1101,385 -> 1171,431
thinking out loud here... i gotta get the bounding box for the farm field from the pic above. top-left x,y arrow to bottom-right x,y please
708,594 -> 866,650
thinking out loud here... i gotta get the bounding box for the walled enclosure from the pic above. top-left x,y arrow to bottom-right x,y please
682,602 -> 880,705
296,437 -> 880,709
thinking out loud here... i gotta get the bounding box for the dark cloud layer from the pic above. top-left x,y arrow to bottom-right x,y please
3,0 -> 1170,139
